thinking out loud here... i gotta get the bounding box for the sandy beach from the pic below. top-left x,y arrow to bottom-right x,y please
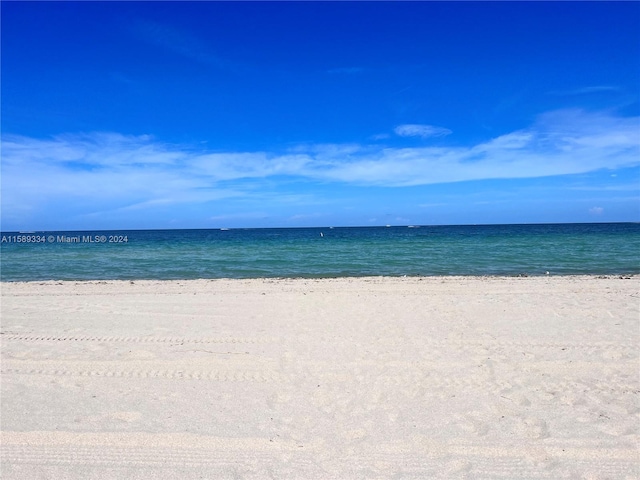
1,276 -> 638,479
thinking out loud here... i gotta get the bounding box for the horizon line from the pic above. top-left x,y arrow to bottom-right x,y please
3,221 -> 639,234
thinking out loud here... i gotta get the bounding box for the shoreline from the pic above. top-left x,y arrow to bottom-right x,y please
2,274 -> 638,478
2,272 -> 638,285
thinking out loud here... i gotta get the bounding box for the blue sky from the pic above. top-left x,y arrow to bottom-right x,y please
2,1 -> 639,230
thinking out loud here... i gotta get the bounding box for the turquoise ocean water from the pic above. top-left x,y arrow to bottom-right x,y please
1,223 -> 638,281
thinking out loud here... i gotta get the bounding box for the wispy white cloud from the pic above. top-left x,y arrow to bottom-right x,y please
2,109 -> 638,227
394,124 -> 452,139
589,206 -> 604,215
549,85 -> 621,96
569,183 -> 639,192
371,133 -> 391,141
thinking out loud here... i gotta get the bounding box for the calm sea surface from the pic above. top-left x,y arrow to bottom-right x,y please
1,224 -> 639,281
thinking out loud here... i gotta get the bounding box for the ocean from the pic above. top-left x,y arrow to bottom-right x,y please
1,223 -> 638,282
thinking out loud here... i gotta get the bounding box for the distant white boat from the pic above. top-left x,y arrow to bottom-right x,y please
220,228 -> 230,231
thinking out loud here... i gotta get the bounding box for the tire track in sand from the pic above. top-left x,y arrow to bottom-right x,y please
1,334 -> 277,344
1,432 -> 637,478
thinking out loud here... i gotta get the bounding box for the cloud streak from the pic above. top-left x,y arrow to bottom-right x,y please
394,124 -> 452,138
2,109 -> 638,227
549,85 -> 621,96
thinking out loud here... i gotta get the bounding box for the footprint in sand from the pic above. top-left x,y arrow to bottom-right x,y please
457,412 -> 490,436
499,388 -> 531,406
596,417 -> 637,437
516,416 -> 549,439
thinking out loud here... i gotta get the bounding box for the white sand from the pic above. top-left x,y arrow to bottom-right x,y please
1,276 -> 638,479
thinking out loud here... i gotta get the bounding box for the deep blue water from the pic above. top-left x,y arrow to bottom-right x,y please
1,223 -> 639,281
